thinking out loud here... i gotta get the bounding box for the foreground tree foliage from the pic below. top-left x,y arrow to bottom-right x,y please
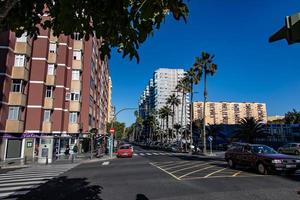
0,0 -> 188,62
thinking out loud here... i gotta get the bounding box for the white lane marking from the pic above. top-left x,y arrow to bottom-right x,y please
204,168 -> 227,178
164,161 -> 203,170
0,185 -> 39,192
0,175 -> 55,181
133,153 -> 138,156
232,171 -> 242,177
0,180 -> 47,187
0,177 -> 51,184
146,153 -> 152,155
171,162 -> 215,173
102,161 -> 110,166
139,153 -> 145,156
158,161 -> 190,168
150,163 -> 180,180
179,166 -> 215,179
153,153 -> 159,155
0,173 -> 63,179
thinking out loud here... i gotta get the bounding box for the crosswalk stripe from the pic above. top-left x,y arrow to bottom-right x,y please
139,153 -> 145,156
146,153 -> 152,155
0,163 -> 78,199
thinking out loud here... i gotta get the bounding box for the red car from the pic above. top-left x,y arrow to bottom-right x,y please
117,145 -> 133,158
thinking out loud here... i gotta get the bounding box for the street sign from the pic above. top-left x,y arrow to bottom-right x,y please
109,128 -> 115,134
208,136 -> 213,142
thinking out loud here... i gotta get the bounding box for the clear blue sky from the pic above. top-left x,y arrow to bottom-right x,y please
109,0 -> 300,127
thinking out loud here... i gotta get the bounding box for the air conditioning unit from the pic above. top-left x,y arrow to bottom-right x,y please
65,92 -> 71,101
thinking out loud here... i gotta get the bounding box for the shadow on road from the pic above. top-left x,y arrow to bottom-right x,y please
7,176 -> 103,200
136,194 -> 149,200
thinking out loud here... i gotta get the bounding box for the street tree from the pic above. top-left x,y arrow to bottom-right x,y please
232,117 -> 266,144
285,109 -> 300,124
166,93 -> 180,141
106,121 -> 126,140
194,52 -> 217,154
0,0 -> 188,62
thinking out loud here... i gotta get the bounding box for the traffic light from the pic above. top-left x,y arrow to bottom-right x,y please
269,13 -> 300,44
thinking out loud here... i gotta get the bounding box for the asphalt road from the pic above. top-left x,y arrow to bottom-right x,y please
8,145 -> 300,200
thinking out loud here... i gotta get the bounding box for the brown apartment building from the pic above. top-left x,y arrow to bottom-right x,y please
0,28 -> 110,161
193,101 -> 267,125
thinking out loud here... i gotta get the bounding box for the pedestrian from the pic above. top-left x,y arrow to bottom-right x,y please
65,144 -> 70,157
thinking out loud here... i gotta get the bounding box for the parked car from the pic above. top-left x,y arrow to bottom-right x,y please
117,144 -> 133,158
278,143 -> 300,155
225,143 -> 300,174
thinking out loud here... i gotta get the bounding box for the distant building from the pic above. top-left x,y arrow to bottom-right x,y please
267,115 -> 285,123
193,101 -> 267,125
139,68 -> 190,127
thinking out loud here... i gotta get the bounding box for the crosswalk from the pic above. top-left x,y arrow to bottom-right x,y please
0,163 -> 78,199
133,151 -> 180,157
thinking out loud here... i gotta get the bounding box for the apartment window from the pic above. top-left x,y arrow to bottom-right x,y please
73,51 -> 81,60
49,43 -> 57,53
73,32 -> 81,40
11,80 -> 22,92
46,86 -> 53,98
88,114 -> 92,126
43,110 -> 51,122
70,91 -> 80,101
8,107 -> 21,120
69,112 -> 78,123
14,55 -> 26,67
16,32 -> 27,42
72,70 -> 80,80
47,64 -> 55,75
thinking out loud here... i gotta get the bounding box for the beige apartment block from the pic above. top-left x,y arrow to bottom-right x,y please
193,101 -> 267,125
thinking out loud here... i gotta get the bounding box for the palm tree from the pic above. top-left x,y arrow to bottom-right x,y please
176,77 -> 190,148
166,94 -> 180,142
285,109 -> 300,124
134,110 -> 144,141
173,123 -> 181,142
160,105 -> 173,143
232,117 -> 266,143
185,67 -> 202,152
194,51 -> 217,154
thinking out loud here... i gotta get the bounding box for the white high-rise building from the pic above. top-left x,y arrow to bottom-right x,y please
139,68 -> 190,128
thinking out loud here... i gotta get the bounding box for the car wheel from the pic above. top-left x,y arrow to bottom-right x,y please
295,150 -> 300,155
228,159 -> 235,169
257,163 -> 267,175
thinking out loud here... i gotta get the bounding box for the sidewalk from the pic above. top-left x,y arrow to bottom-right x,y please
0,153 -> 116,170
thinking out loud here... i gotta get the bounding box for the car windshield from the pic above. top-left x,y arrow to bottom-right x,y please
119,146 -> 130,150
251,145 -> 277,154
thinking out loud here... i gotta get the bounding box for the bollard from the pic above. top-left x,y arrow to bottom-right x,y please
24,156 -> 27,165
46,156 -> 48,165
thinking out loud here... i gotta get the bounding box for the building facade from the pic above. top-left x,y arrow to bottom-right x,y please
107,77 -> 113,123
0,28 -> 110,161
193,101 -> 267,125
139,68 -> 190,127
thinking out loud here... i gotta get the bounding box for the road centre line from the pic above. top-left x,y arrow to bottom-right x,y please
232,171 -> 242,177
150,163 -> 181,180
170,162 -> 215,173
204,168 -> 227,178
164,161 -> 206,171
179,166 -> 215,179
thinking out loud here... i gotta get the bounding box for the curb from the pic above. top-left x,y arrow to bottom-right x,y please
82,156 -> 117,164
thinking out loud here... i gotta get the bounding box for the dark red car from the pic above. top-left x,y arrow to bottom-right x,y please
225,143 -> 300,174
117,144 -> 133,158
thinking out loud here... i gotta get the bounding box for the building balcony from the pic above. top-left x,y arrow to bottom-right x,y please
48,52 -> 56,63
14,42 -> 31,57
49,33 -> 58,42
11,66 -> 29,81
68,123 -> 79,133
42,122 -> 52,133
45,75 -> 55,86
71,80 -> 81,91
5,120 -> 24,133
69,101 -> 81,112
72,60 -> 82,70
73,40 -> 83,50
8,92 -> 26,106
44,98 -> 54,109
